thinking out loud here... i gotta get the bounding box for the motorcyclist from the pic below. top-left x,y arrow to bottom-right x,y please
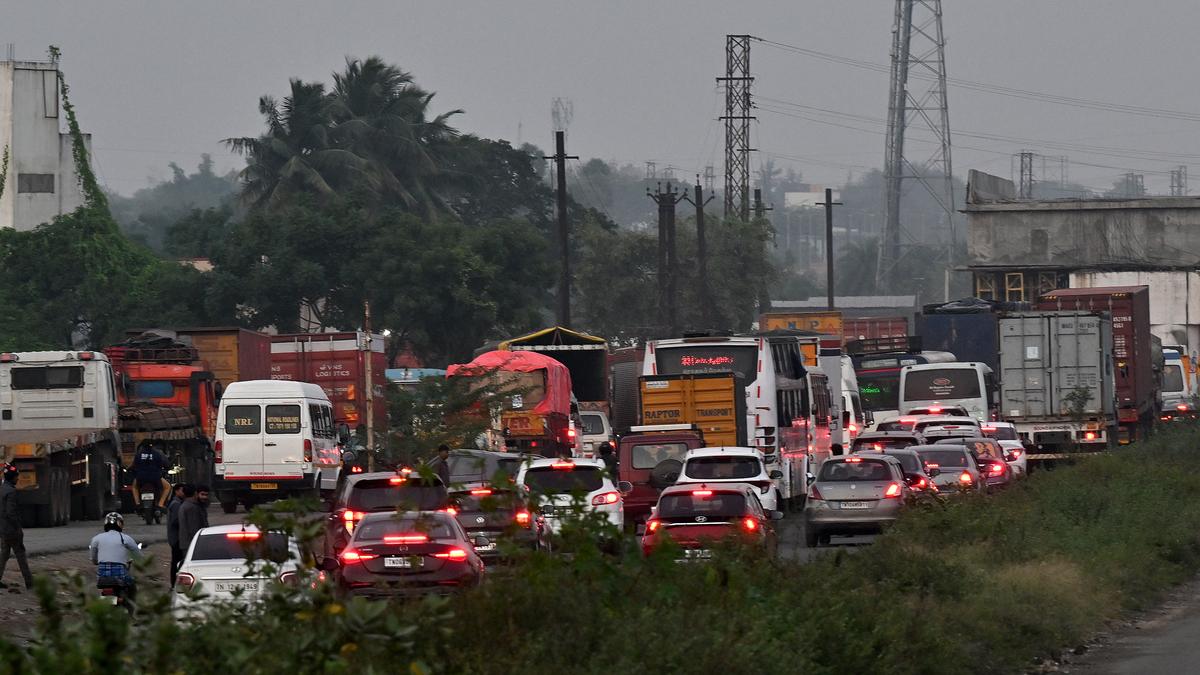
89,512 -> 141,598
130,440 -> 171,514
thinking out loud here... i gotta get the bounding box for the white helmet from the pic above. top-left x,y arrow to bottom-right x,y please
103,512 -> 124,530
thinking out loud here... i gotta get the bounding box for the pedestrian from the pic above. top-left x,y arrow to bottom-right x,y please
0,463 -> 33,591
166,482 -> 189,586
177,484 -> 211,555
431,444 -> 451,486
598,442 -> 618,478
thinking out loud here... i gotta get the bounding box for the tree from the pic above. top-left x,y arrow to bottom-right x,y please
108,155 -> 238,252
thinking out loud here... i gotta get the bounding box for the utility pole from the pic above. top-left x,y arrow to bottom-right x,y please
683,177 -> 717,326
719,35 -> 754,221
545,131 -> 577,327
362,301 -> 375,472
753,188 -> 773,220
648,182 -> 686,336
818,188 -> 843,309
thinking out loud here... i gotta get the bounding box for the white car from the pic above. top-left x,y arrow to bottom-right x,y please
516,457 -> 629,538
173,524 -> 305,616
981,422 -> 1028,477
578,410 -> 614,459
674,447 -> 781,512
879,415 -> 982,440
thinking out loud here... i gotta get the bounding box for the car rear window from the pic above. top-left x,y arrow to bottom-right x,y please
265,405 -> 301,434
447,454 -> 498,483
657,492 -> 747,520
818,459 -> 893,482
523,466 -> 604,494
630,443 -> 689,470
345,480 -> 447,511
916,449 -> 969,468
983,426 -> 1019,441
851,437 -> 917,452
354,517 -> 457,541
683,456 -> 761,480
580,413 -> 606,435
874,421 -> 912,432
224,405 -> 262,434
191,532 -> 290,563
884,453 -> 921,473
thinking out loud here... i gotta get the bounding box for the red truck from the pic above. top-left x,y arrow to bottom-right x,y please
842,316 -> 908,346
270,332 -> 387,433
1036,286 -> 1159,444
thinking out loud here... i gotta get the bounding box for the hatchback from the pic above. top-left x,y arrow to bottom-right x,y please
804,455 -> 909,547
515,458 -> 631,544
912,445 -> 986,493
642,484 -> 780,560
336,511 -> 486,598
173,524 -> 305,616
674,447 -> 782,512
935,437 -> 1012,490
324,472 -> 450,558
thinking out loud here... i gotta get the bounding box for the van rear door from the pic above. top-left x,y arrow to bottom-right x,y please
262,401 -> 306,479
221,401 -> 264,475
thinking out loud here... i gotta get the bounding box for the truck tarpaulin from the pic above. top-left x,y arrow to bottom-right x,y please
494,326 -> 607,405
447,350 -> 572,416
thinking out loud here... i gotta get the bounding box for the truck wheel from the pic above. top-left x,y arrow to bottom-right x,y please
82,451 -> 109,521
221,499 -> 238,514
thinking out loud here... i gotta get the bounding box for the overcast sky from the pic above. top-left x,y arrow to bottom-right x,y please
10,0 -> 1200,196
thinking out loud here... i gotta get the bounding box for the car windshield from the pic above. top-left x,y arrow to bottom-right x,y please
344,480 -> 447,511
684,456 -> 761,480
657,492 -> 747,520
630,443 -> 689,470
1164,364 -> 1185,392
851,437 -> 916,452
916,449 -> 969,468
983,426 -> 1019,441
885,453 -> 921,473
355,516 -> 457,542
524,466 -> 604,494
191,532 -> 291,564
818,459 -> 893,482
580,414 -> 606,435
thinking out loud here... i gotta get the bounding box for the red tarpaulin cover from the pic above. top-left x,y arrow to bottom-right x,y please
447,350 -> 572,416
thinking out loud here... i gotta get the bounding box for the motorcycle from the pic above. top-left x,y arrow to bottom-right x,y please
136,483 -> 161,525
97,575 -> 135,613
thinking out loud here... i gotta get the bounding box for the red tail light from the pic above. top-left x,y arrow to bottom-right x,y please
567,428 -> 577,439
551,461 -> 575,470
742,517 -> 758,532
884,482 -> 902,498
591,491 -> 619,506
692,489 -> 713,497
303,439 -> 313,462
214,440 -> 223,464
1178,403 -> 1190,412
515,510 -> 531,526
340,549 -> 376,564
646,519 -> 661,533
351,466 -> 363,473
959,471 -> 973,484
226,531 -> 261,540
341,510 -> 365,533
175,572 -> 195,592
388,476 -> 407,485
384,534 -> 429,544
845,457 -> 863,463
1084,431 -> 1097,441
434,547 -> 468,561
470,488 -> 493,496
912,476 -> 928,490
440,507 -> 458,517
988,461 -> 1006,477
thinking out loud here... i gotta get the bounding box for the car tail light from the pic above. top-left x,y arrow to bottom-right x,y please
341,510 -> 364,533
1084,431 -> 1097,441
278,571 -> 299,586
848,423 -> 858,433
303,439 -> 313,462
742,517 -> 758,532
981,425 -> 996,433
515,510 -> 531,526
1178,403 -> 1191,412
988,462 -> 1006,477
884,482 -> 902,498
340,549 -> 376,564
214,440 -> 223,464
591,491 -> 619,506
226,531 -> 261,540
388,476 -> 407,485
551,461 -> 574,470
927,406 -> 942,413
912,476 -> 928,490
646,519 -> 661,533
567,428 -> 577,440
810,485 -> 824,501
845,457 -> 863,463
384,534 -> 429,544
692,489 -> 713,497
175,572 -> 195,592
439,507 -> 458,517
470,488 -> 493,496
351,466 -> 363,473
434,547 -> 468,561
959,471 -> 973,484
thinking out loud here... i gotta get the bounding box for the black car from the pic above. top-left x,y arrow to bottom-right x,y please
335,511 -> 486,598
444,450 -> 540,559
324,472 -> 450,559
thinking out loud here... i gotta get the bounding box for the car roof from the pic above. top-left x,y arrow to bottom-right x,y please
659,482 -> 753,497
911,444 -> 967,452
197,523 -> 269,536
911,416 -> 979,424
345,471 -> 444,487
221,379 -> 329,401
683,446 -> 760,458
522,457 -> 605,470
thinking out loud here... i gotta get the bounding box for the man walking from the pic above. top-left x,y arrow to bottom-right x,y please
177,484 -> 210,557
431,444 -> 451,486
0,463 -> 33,591
166,482 -> 188,586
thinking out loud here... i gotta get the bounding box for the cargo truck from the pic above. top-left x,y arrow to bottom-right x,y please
997,311 -> 1117,462
270,332 -> 387,434
496,326 -> 609,416
0,351 -> 122,527
638,373 -> 746,447
843,316 -> 908,346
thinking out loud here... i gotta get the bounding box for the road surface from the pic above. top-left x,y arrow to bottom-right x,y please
23,506 -> 245,556
1075,579 -> 1200,674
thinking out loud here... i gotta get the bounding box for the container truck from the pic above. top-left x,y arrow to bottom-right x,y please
1036,286 -> 1156,444
843,316 -> 908,346
638,373 -> 746,447
270,332 -> 387,434
495,326 -> 609,416
0,351 -> 122,527
997,311 -> 1117,462
916,298 -> 1027,373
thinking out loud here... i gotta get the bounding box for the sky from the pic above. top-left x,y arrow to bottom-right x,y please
9,0 -> 1200,197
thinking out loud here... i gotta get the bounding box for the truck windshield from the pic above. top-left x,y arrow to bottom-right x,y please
903,369 -> 981,402
656,346 -> 757,379
857,370 -> 900,412
130,381 -> 174,398
1163,364 -> 1185,393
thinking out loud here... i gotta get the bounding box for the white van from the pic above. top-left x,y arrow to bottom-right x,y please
213,380 -> 342,513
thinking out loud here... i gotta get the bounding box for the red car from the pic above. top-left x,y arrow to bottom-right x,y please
641,484 -> 781,560
335,511 -> 486,597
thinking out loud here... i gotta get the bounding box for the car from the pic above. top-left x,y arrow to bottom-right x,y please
515,457 -> 631,545
173,524 -> 306,615
445,449 -> 540,488
616,428 -> 704,527
849,431 -> 926,454
878,448 -> 941,498
673,447 -> 782,512
804,454 -> 910,547
912,445 -> 986,494
448,483 -> 535,561
324,471 -> 450,559
934,437 -> 1012,490
980,422 -> 1028,476
335,511 -> 486,598
577,410 -> 615,459
903,404 -> 970,417
641,483 -> 781,560
875,415 -> 982,439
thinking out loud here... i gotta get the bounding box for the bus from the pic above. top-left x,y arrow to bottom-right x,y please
643,334 -> 833,507
898,362 -> 997,422
849,337 -> 955,430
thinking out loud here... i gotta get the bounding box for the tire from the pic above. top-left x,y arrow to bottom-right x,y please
82,446 -> 111,521
220,500 -> 238,514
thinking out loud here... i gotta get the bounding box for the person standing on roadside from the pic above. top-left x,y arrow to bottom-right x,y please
166,482 -> 189,586
0,463 -> 33,591
177,484 -> 210,555
431,444 -> 451,486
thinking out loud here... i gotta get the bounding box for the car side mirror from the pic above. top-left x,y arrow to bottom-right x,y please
473,535 -> 491,549
320,557 -> 340,572
768,469 -> 783,480
617,480 -> 633,495
768,511 -> 784,521
806,472 -> 816,485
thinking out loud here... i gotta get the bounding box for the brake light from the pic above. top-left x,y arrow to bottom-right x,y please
912,476 -> 928,490
341,510 -> 364,533
981,425 -> 996,432
175,572 -> 195,592
400,467 -> 413,475
340,549 -> 377,563
845,457 -> 863,463
927,407 -> 942,413
646,519 -> 661,533
77,351 -> 95,361
214,440 -> 223,464
926,462 -> 940,469
884,482 -> 902,498
988,462 -> 1006,476
848,424 -> 858,433
591,491 -> 620,506
515,510 -> 531,526
434,547 -> 468,561
470,488 -> 493,496
304,439 -> 313,462
440,507 -> 458,516
959,471 -> 973,484
551,461 -> 574,470
225,531 -> 261,540
742,517 -> 758,532
1084,431 -> 1097,441
567,428 -> 577,439
692,489 -> 713,497
351,466 -> 363,473
388,476 -> 407,485
384,534 -> 429,544
1178,403 -> 1191,412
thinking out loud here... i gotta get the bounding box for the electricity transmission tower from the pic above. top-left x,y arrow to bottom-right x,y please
1017,150 -> 1035,199
551,97 -> 574,137
1170,165 -> 1188,196
719,35 -> 753,221
877,0 -> 955,288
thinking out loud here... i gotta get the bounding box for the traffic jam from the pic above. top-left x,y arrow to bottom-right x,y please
0,284 -> 1192,607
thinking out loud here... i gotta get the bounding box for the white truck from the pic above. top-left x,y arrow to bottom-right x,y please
0,351 -> 123,526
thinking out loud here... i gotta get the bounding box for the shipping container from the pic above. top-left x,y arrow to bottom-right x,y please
124,327 -> 272,386
1035,286 -> 1155,433
842,316 -> 908,346
639,373 -> 746,447
916,312 -> 999,372
1070,270 -> 1200,358
760,311 -> 843,340
269,332 -> 387,431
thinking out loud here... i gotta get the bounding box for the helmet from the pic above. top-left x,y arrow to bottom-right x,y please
1,463 -> 16,483
103,512 -> 124,530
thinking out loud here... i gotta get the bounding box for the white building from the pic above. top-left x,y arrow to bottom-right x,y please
0,58 -> 90,231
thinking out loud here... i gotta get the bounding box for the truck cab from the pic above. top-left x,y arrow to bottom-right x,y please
617,425 -> 705,528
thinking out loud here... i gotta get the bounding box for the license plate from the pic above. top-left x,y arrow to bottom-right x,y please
475,542 -> 497,552
250,483 -> 278,490
384,556 -> 420,569
684,549 -> 713,560
140,493 -> 155,500
214,581 -> 258,593
839,501 -> 870,510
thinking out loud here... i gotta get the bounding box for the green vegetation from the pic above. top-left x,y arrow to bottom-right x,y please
7,428 -> 1200,673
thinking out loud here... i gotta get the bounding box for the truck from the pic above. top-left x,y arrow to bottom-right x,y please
607,345 -> 645,437
270,332 -> 387,435
1071,270 -> 1200,362
142,327 -> 272,387
638,373 -> 746,447
843,316 -> 908,346
496,326 -> 609,415
0,351 -> 122,527
759,311 -> 843,339
916,298 -> 1028,373
1036,286 -> 1157,444
997,311 -> 1117,461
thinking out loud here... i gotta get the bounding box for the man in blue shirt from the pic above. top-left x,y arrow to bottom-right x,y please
130,440 -> 171,514
90,512 -> 141,596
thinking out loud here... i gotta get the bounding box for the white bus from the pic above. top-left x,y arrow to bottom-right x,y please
898,362 -> 997,422
643,334 -> 833,507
